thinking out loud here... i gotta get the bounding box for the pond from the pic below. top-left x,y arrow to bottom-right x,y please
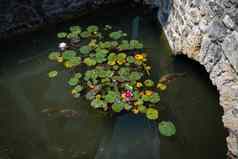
0,5 -> 227,159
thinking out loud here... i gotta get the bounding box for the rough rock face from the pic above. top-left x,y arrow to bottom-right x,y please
143,0 -> 238,157
0,0 -> 125,38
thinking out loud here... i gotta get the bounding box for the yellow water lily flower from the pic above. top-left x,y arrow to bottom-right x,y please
135,53 -> 146,61
145,90 -> 153,96
157,83 -> 167,91
136,82 -> 143,88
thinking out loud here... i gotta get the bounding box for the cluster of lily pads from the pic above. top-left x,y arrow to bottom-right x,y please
47,25 -> 176,136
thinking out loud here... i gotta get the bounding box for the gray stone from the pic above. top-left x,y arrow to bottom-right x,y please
223,15 -> 235,30
222,31 -> 238,72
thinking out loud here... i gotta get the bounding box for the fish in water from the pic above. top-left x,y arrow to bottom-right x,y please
159,73 -> 186,84
41,107 -> 80,118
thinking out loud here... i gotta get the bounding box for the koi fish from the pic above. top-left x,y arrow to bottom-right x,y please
159,73 -> 186,84
41,107 -> 80,118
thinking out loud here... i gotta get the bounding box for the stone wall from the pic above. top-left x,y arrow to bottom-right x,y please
143,0 -> 238,157
0,0 -> 125,38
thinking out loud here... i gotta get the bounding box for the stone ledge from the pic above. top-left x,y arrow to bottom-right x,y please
144,0 -> 238,157
0,0 -> 126,39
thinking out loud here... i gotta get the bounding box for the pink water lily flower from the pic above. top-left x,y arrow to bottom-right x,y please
121,90 -> 133,102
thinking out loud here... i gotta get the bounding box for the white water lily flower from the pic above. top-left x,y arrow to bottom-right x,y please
59,42 -> 67,50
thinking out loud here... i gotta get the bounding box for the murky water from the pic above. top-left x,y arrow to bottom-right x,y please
0,5 -> 227,159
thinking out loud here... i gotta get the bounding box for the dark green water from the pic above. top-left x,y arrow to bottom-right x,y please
0,5 -> 227,159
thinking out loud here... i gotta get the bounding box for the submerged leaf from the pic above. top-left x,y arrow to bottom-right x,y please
158,121 -> 176,136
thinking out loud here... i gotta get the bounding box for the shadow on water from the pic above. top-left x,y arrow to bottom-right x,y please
0,3 -> 227,159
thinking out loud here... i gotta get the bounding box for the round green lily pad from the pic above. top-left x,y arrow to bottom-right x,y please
158,121 -> 176,136
48,70 -> 58,78
146,108 -> 159,120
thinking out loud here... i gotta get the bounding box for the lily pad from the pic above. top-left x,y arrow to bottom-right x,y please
87,25 -> 99,33
112,102 -> 125,113
104,91 -> 119,103
68,77 -> 79,86
48,52 -> 60,61
57,32 -> 67,38
91,99 -> 107,109
80,31 -> 90,38
146,108 -> 159,120
158,121 -> 176,136
79,45 -> 92,54
109,31 -> 123,40
144,79 -> 154,87
69,26 -> 81,34
62,50 -> 77,60
48,70 -> 58,78
74,73 -> 82,79
83,58 -> 97,66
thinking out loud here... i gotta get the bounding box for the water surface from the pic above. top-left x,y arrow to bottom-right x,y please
0,5 -> 227,159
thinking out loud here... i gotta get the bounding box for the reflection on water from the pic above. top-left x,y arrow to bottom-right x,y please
0,5 -> 227,159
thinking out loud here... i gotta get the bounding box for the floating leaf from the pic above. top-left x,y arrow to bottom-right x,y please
107,53 -> 117,65
109,31 -> 123,40
157,83 -> 167,91
68,77 -> 79,86
74,73 -> 82,79
104,91 -> 119,103
146,108 -> 159,120
118,40 -> 130,50
87,25 -> 99,33
117,53 -> 127,65
83,58 -> 97,66
112,102 -> 124,113
73,85 -> 83,93
79,46 -> 92,54
48,70 -> 58,78
138,105 -> 147,113
69,26 -> 81,34
84,70 -> 98,80
57,32 -> 67,38
150,92 -> 160,103
48,52 -> 60,61
62,50 -> 77,60
67,32 -> 79,39
144,79 -> 154,87
130,40 -> 143,49
158,121 -> 176,136
91,99 -> 107,108
80,31 -> 90,38
129,71 -> 142,81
